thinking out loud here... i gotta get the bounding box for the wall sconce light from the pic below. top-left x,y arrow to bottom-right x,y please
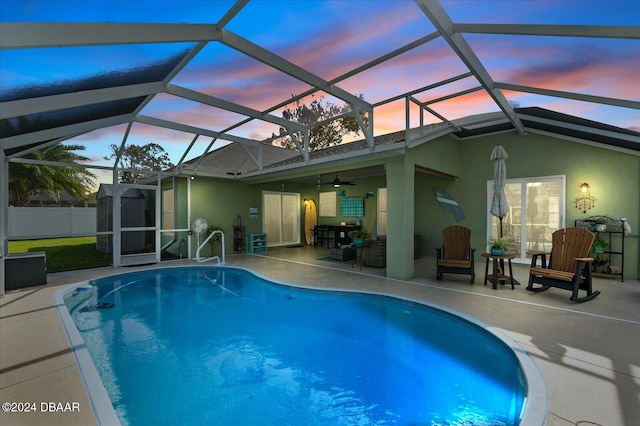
303,198 -> 308,204
575,182 -> 596,213
190,176 -> 195,180
580,182 -> 589,193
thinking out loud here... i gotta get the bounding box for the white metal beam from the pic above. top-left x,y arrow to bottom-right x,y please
174,134 -> 201,170
0,114 -> 132,149
128,41 -> 210,135
373,72 -> 474,107
0,82 -> 164,119
219,29 -> 371,113
191,137 -> 219,171
351,106 -> 374,150
454,23 -> 640,40
7,136 -> 79,160
112,122 -> 133,170
415,0 -> 526,134
282,125 -> 306,161
409,96 -> 461,131
495,82 -> 640,110
216,0 -> 250,30
0,22 -> 221,49
165,84 -> 307,131
238,32 -> 439,133
238,144 -> 263,172
329,32 -> 441,85
135,114 -> 265,146
422,86 -> 484,105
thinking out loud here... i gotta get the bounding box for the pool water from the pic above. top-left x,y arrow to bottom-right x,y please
64,266 -> 528,425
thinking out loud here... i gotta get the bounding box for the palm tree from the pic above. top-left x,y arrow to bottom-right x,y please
9,144 -> 96,207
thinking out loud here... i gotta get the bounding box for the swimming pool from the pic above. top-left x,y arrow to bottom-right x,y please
56,266 -> 547,425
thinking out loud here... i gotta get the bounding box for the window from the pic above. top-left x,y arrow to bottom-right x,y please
377,187 -> 387,235
319,191 -> 336,217
487,175 -> 565,261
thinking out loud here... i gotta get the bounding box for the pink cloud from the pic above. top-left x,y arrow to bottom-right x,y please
175,53 -> 312,112
68,13 -> 637,165
273,3 -> 427,80
470,36 -> 640,101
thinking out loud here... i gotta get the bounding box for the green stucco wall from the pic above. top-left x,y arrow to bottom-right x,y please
412,131 -> 639,280
164,130 -> 639,280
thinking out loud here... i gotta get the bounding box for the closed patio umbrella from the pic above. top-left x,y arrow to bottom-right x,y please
490,144 -> 509,237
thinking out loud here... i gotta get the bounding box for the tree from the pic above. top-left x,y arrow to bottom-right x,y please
274,95 -> 368,151
9,144 -> 97,207
105,143 -> 174,183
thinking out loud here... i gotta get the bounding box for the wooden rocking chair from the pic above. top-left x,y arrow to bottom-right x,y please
527,227 -> 600,303
436,225 -> 476,283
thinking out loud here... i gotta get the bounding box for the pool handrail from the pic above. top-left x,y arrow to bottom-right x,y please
195,230 -> 225,264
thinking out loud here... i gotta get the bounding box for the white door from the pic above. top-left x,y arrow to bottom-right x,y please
263,191 -> 300,247
487,175 -> 565,262
117,183 -> 160,266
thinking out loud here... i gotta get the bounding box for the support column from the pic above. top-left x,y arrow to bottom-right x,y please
385,157 -> 415,280
112,171 -> 121,268
0,149 -> 7,296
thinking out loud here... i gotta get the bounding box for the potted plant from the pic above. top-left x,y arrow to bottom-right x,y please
205,225 -> 224,254
348,227 -> 372,248
487,236 -> 515,256
592,238 -> 608,253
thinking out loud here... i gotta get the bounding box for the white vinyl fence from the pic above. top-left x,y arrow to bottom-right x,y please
8,206 -> 97,239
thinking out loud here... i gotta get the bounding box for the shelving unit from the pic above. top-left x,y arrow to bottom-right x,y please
247,233 -> 267,253
575,216 -> 626,282
233,216 -> 245,254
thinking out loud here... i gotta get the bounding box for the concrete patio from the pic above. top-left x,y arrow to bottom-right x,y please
1,247 -> 638,425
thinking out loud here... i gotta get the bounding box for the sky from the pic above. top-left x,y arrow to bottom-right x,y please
1,0 -> 639,186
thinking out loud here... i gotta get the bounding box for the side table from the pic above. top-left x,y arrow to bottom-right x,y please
480,253 -> 519,290
353,245 -> 368,270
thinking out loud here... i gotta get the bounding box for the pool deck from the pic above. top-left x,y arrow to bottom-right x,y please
1,246 -> 639,425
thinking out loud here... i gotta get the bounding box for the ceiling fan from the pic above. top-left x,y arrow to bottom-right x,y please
320,175 -> 356,187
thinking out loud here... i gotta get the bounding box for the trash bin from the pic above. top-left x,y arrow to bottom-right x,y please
5,252 -> 47,290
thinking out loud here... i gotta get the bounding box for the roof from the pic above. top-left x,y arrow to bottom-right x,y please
1,0 -> 638,183
201,107 -> 639,180
97,184 -> 145,199
180,141 -> 300,177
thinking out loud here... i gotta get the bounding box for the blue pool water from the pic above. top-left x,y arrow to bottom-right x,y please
62,266 -> 534,425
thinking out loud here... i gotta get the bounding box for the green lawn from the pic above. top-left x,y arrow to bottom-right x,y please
9,237 -> 113,273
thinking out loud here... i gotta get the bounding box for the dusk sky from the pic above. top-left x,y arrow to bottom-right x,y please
1,0 -> 638,185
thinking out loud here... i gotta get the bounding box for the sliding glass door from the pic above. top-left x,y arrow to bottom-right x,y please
487,175 -> 565,262
263,191 -> 300,247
